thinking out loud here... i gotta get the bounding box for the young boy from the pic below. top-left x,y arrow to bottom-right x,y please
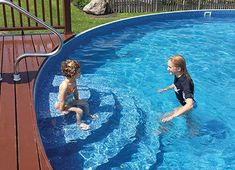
55,59 -> 97,130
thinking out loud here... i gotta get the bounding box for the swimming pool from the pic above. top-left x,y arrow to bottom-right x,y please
35,10 -> 235,169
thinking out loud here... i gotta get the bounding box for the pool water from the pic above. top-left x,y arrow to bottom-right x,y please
37,14 -> 235,169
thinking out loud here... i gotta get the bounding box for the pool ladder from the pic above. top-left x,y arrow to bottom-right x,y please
0,0 -> 63,81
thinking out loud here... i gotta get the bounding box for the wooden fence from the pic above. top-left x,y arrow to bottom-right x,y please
109,0 -> 235,13
0,0 -> 72,34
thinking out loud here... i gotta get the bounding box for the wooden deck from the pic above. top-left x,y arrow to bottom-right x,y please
0,33 -> 74,170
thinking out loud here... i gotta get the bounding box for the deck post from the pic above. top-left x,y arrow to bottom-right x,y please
63,0 -> 72,34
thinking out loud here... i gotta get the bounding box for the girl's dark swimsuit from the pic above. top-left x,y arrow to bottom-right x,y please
174,74 -> 194,106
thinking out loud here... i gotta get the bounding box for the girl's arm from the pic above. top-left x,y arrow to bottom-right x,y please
157,84 -> 175,93
161,98 -> 194,122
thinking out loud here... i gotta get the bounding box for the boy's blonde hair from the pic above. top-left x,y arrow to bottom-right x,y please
61,60 -> 80,78
169,55 -> 191,80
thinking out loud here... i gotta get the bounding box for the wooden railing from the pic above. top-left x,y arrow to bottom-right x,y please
109,0 -> 235,13
0,0 -> 64,81
0,0 -> 72,34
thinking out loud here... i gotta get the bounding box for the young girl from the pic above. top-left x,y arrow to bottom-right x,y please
158,55 -> 195,122
55,59 -> 96,130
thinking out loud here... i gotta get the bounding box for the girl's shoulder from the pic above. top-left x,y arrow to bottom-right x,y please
181,76 -> 194,88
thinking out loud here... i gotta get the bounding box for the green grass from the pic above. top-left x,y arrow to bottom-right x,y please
71,5 -> 151,33
0,1 -> 152,34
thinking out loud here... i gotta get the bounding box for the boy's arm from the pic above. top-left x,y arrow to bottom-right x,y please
161,98 -> 194,122
58,83 -> 67,111
157,84 -> 175,93
74,87 -> 79,100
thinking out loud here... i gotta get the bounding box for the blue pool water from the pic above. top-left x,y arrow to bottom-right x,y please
35,11 -> 235,169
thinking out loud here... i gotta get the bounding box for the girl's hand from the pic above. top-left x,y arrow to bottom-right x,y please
161,112 -> 174,122
157,88 -> 165,93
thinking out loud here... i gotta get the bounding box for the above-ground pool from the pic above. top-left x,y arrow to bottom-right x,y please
35,10 -> 235,169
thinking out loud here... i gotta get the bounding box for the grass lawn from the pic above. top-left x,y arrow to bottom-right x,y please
0,1 -> 152,34
71,5 -> 151,33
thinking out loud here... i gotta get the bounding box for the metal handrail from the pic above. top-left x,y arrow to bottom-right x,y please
0,0 -> 63,81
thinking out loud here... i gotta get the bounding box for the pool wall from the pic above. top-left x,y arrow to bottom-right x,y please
34,9 -> 235,114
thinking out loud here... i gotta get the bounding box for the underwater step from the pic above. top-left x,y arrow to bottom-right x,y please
40,89 -> 118,149
63,90 -> 117,142
98,105 -> 160,170
80,99 -> 140,169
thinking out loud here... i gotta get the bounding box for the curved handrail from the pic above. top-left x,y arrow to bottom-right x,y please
0,0 -> 63,81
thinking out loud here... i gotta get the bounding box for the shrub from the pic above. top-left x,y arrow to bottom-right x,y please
72,0 -> 91,9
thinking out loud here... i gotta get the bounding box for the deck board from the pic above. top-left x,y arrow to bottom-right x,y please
31,35 -> 47,66
24,35 -> 43,90
0,36 -> 3,83
41,34 -> 56,53
0,35 -> 17,170
0,33 -> 75,170
14,35 -> 40,170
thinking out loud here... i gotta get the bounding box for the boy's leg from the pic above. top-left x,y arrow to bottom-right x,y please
77,100 -> 98,119
76,100 -> 89,114
68,107 -> 90,130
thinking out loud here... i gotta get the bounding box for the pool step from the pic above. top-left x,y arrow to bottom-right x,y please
80,99 -> 139,169
38,89 -> 118,150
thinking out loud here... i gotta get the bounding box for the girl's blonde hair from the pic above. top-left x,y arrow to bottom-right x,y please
169,55 -> 191,79
61,59 -> 80,78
